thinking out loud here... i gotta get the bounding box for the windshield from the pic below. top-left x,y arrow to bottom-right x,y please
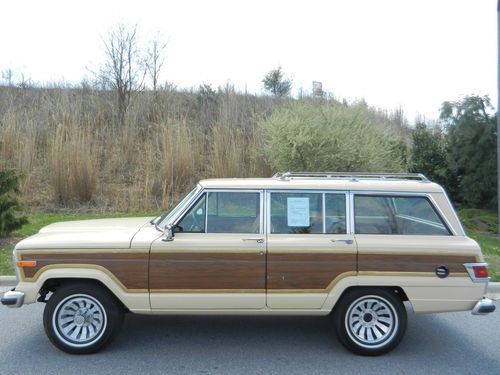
155,186 -> 200,229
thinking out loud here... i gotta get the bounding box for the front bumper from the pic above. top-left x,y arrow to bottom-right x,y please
472,298 -> 496,315
1,290 -> 25,308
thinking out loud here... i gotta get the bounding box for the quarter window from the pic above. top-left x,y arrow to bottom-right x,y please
354,195 -> 450,235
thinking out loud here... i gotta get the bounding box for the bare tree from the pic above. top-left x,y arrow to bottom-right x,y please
1,68 -> 14,86
145,33 -> 167,92
100,24 -> 145,125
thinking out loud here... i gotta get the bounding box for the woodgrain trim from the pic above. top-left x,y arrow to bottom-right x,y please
18,251 -> 477,294
21,253 -> 148,290
358,254 -> 477,274
149,252 -> 265,290
267,253 -> 356,290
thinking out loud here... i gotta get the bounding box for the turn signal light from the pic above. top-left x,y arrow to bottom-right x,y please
16,260 -> 37,267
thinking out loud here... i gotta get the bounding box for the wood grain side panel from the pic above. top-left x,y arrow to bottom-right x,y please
267,253 -> 357,290
21,253 -> 149,290
149,253 -> 265,290
359,254 -> 476,273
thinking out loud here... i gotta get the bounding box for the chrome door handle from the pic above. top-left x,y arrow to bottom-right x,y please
242,238 -> 264,243
331,239 -> 354,245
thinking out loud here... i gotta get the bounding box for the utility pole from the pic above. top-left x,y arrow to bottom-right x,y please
497,0 -> 500,235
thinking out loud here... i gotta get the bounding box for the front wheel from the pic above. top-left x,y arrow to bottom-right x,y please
43,282 -> 124,354
333,288 -> 407,356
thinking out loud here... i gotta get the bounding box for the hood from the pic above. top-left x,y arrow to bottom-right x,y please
16,217 -> 155,250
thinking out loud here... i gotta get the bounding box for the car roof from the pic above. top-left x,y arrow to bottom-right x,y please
198,177 -> 444,193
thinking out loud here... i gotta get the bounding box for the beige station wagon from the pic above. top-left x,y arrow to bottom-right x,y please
1,172 -> 495,355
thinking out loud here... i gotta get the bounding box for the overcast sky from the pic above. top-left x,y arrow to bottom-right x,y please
0,0 -> 497,121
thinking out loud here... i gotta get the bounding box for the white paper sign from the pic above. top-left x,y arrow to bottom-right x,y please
287,198 -> 310,227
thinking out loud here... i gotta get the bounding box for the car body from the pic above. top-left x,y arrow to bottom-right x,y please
1,172 -> 495,355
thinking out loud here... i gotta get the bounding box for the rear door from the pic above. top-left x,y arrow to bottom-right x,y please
266,190 -> 357,309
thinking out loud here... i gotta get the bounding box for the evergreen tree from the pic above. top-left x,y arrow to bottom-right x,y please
440,95 -> 497,208
262,66 -> 292,97
0,170 -> 28,237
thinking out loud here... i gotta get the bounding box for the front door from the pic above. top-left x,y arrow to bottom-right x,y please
266,191 -> 357,309
150,190 -> 266,309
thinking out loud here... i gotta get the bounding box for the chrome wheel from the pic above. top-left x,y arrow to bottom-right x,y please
345,295 -> 398,349
52,294 -> 107,348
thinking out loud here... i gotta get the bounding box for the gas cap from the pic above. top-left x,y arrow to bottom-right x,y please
435,265 -> 450,278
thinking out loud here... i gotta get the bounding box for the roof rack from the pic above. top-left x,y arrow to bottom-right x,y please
273,171 -> 429,182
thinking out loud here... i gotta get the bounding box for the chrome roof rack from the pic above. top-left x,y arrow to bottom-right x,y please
273,171 -> 429,182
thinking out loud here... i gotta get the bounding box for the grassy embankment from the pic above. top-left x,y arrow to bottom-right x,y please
1,208 -> 498,280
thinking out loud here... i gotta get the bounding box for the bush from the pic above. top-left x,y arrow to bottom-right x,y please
0,170 -> 28,237
259,101 -> 406,172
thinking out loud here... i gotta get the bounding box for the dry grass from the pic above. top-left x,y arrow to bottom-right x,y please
0,85 -> 408,212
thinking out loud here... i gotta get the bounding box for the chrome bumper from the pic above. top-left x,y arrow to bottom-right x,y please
472,298 -> 496,315
1,290 -> 25,308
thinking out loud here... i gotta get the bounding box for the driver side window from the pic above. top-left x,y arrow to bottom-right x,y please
176,191 -> 261,233
177,194 -> 206,233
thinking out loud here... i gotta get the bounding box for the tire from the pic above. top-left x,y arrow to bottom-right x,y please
43,282 -> 124,354
333,288 -> 407,356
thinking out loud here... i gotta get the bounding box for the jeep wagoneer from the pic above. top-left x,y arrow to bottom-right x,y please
1,172 -> 495,355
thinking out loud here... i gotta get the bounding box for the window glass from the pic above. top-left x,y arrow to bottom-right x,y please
207,192 -> 260,233
354,195 -> 450,235
325,194 -> 347,234
271,193 -> 323,234
177,194 -> 206,233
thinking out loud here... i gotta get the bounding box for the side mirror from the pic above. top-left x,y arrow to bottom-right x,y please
162,224 -> 174,242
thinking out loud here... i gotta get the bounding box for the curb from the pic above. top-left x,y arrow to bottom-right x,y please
0,276 -> 16,287
486,282 -> 500,301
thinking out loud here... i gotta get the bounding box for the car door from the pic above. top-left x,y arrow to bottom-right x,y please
150,189 -> 266,310
266,190 -> 357,309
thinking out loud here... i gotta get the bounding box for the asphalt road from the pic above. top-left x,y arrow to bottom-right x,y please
0,301 -> 498,375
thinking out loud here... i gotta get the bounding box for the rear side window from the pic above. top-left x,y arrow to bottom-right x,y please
354,195 -> 451,235
270,192 -> 346,234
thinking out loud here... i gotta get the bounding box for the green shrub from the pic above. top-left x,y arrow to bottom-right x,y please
259,101 -> 406,172
0,170 -> 28,237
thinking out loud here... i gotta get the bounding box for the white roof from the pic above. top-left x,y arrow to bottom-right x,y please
198,177 -> 444,193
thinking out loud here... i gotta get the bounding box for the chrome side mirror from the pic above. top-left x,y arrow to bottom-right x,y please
162,224 -> 174,242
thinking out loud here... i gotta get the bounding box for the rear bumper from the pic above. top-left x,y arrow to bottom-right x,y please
472,298 -> 496,315
1,290 -> 25,308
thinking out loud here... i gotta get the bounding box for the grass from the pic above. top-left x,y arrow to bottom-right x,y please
1,208 -> 498,281
458,208 -> 499,281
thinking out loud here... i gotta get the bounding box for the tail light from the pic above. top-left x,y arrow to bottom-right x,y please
463,263 -> 490,283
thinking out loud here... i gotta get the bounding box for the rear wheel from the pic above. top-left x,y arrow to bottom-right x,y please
333,288 -> 407,356
43,282 -> 124,354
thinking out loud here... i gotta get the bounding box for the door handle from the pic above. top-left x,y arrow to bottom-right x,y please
242,238 -> 264,243
331,239 -> 354,245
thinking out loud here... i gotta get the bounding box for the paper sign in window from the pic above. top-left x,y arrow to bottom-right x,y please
287,197 -> 310,227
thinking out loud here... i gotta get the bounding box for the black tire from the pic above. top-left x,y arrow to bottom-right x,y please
43,281 -> 124,354
333,288 -> 407,356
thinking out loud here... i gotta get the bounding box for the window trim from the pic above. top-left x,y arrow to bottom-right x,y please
351,192 -> 453,236
265,190 -> 350,235
174,189 -> 265,234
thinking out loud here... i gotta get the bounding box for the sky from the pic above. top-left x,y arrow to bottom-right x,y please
0,0 -> 497,122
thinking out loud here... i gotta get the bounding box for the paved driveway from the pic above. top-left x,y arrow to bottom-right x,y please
0,300 -> 498,375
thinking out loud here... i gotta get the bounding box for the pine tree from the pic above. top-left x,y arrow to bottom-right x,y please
0,170 -> 28,237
